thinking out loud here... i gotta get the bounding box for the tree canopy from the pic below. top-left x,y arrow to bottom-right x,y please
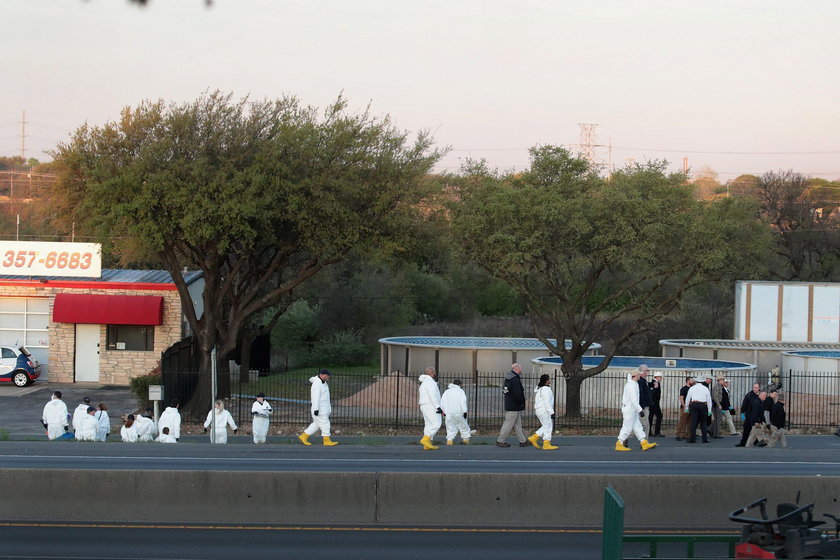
51,91 -> 442,399
450,146 -> 774,416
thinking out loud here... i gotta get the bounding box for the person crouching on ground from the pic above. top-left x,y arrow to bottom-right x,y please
528,374 -> 558,450
616,371 -> 657,451
121,414 -> 138,442
298,369 -> 339,447
76,406 -> 99,442
204,399 -> 238,444
417,367 -> 443,450
440,379 -> 470,445
155,426 -> 177,443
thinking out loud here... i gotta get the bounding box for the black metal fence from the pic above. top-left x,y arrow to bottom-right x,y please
160,366 -> 840,432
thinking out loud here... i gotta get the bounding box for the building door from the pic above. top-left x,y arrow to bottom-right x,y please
75,324 -> 100,382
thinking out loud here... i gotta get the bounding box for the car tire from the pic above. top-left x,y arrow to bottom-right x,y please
12,371 -> 29,387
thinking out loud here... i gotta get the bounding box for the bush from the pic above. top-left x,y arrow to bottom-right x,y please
304,330 -> 370,367
130,368 -> 162,410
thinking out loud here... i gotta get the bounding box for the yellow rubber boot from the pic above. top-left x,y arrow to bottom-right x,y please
527,433 -> 541,448
542,440 -> 559,450
420,435 -> 439,450
446,439 -> 454,446
462,439 -> 470,445
323,436 -> 339,447
640,439 -> 657,451
298,432 -> 311,446
615,439 -> 631,452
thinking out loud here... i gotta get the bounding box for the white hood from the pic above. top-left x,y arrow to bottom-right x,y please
309,376 -> 320,384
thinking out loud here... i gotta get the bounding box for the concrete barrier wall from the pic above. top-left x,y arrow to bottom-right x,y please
4,470 -> 838,529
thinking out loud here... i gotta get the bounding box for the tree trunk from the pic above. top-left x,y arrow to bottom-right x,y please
564,375 -> 584,418
239,333 -> 255,385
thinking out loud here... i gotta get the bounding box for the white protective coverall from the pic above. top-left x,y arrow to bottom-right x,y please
418,374 -> 442,438
72,404 -> 88,433
94,409 -> 110,442
204,408 -> 237,444
440,383 -> 470,442
303,376 -> 332,437
534,385 -> 555,442
134,415 -> 157,442
618,374 -> 646,443
158,407 -> 181,441
76,414 -> 98,442
155,432 -> 177,443
121,423 -> 138,442
41,398 -> 69,440
251,399 -> 272,443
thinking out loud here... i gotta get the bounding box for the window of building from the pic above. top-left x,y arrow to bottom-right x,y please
106,325 -> 154,351
0,297 -> 50,348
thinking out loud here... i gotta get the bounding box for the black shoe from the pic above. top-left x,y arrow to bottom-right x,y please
519,442 -> 530,447
757,441 -> 767,447
675,437 -> 683,441
713,436 -> 724,439
689,439 -> 696,443
495,441 -> 510,448
702,439 -> 709,443
735,443 -> 745,447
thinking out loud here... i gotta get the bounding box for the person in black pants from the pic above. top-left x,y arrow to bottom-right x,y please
648,372 -> 664,437
736,383 -> 761,447
685,376 -> 712,443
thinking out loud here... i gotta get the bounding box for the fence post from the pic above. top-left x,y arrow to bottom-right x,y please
394,371 -> 401,430
602,485 -> 625,560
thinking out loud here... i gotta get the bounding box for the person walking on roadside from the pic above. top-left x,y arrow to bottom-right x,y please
95,403 -> 110,442
440,379 -> 471,445
767,393 -> 787,448
298,369 -> 339,447
158,399 -> 181,442
736,383 -> 761,447
648,372 -> 664,437
251,392 -> 272,444
721,379 -> 738,435
528,373 -> 558,450
497,363 -> 528,448
710,376 -> 725,438
675,377 -> 694,441
743,391 -> 768,448
204,400 -> 238,444
416,367 -> 443,450
685,376 -> 712,443
616,371 -> 657,451
41,391 -> 69,440
638,365 -> 653,436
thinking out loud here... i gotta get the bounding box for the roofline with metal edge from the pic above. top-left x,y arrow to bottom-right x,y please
0,280 -> 178,291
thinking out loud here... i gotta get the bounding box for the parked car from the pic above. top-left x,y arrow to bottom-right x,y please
0,345 -> 41,387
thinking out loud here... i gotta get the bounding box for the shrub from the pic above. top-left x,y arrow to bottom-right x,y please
305,330 -> 370,367
130,366 -> 162,410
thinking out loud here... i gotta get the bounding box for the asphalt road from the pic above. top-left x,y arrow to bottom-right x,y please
1,436 -> 839,475
0,523 -> 739,560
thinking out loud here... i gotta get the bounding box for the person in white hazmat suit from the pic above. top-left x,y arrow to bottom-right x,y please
41,391 -> 70,440
155,426 -> 177,443
418,367 -> 443,450
95,403 -> 110,441
203,400 -> 238,444
134,410 -> 157,442
298,369 -> 339,446
251,392 -> 272,444
121,415 -> 139,442
616,370 -> 657,452
440,379 -> 471,445
76,407 -> 99,442
72,396 -> 92,434
158,399 -> 181,442
527,374 -> 559,450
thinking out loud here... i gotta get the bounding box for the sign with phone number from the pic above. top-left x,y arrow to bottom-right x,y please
0,241 -> 102,278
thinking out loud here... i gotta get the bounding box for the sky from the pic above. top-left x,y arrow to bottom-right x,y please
2,0 -> 839,179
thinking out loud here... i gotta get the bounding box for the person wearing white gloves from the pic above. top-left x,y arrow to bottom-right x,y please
134,410 -> 157,442
440,379 -> 471,445
298,369 -> 338,446
528,374 -> 558,450
155,426 -> 177,443
76,406 -> 99,442
417,367 -> 443,450
121,415 -> 139,442
616,370 -> 657,451
204,400 -> 238,444
251,392 -> 272,444
41,391 -> 69,440
158,399 -> 181,442
72,396 -> 92,434
94,403 -> 110,442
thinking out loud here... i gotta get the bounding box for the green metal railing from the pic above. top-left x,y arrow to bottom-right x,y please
602,486 -> 625,560
622,535 -> 739,559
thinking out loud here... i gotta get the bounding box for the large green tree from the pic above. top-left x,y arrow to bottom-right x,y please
450,146 -> 773,417
51,91 -> 441,409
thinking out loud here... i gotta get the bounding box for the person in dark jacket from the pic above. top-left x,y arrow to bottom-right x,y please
767,393 -> 787,448
741,390 -> 767,447
736,383 -> 761,447
496,363 -> 528,448
648,372 -> 664,437
637,365 -> 653,437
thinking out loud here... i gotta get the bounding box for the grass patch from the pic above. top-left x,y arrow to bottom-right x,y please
0,428 -> 9,441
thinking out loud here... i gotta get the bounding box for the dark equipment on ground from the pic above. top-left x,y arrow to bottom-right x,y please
729,492 -> 840,559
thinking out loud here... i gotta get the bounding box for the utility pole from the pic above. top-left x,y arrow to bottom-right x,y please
578,123 -> 599,166
20,111 -> 27,164
682,156 -> 689,175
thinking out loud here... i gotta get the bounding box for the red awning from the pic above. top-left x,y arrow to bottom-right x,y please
53,294 -> 164,325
